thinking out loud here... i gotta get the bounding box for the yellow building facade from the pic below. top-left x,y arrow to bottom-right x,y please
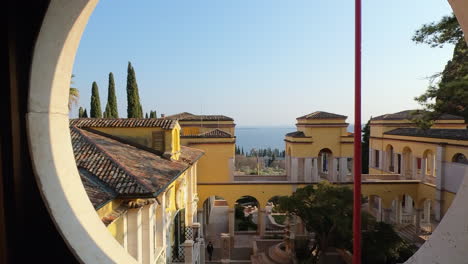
70,118 -> 204,264
368,110 -> 468,226
285,111 -> 354,182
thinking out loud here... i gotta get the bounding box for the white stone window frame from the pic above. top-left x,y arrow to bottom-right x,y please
26,0 -> 468,263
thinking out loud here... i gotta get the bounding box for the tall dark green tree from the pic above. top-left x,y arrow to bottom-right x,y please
104,72 -> 119,118
362,119 -> 371,174
145,113 -> 149,118
126,62 -> 143,118
83,108 -> 88,118
150,110 -> 157,118
413,14 -> 468,126
90,81 -> 102,118
78,106 -> 84,118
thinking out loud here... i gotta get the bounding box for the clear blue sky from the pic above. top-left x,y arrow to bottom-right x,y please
72,0 -> 455,126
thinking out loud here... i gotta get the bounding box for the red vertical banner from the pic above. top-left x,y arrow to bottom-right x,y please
353,0 -> 362,264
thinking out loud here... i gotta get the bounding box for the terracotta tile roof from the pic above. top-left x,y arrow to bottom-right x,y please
285,131 -> 309,138
78,167 -> 117,209
181,129 -> 233,138
384,128 -> 468,141
164,112 -> 234,121
372,110 -> 464,121
180,146 -> 206,165
71,127 -> 204,198
297,111 -> 347,120
70,118 -> 176,130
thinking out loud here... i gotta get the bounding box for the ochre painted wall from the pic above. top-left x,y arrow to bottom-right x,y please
187,143 -> 235,183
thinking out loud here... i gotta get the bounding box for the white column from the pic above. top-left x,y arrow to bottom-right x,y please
412,157 -> 418,179
378,150 -> 383,170
123,212 -> 128,251
304,158 -> 313,183
291,157 -> 299,182
142,204 -> 155,264
395,199 -> 402,224
258,209 -> 266,237
405,195 -> 414,214
339,157 -> 348,182
382,151 -> 387,172
286,155 -> 291,180
415,208 -> 423,235
312,158 -> 319,182
383,208 -> 392,224
421,158 -> 427,181
434,145 -> 445,221
128,207 -> 143,263
330,158 -> 337,182
228,208 -> 235,244
394,153 -> 399,174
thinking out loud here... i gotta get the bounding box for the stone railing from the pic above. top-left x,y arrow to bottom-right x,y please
234,174 -> 288,182
362,173 -> 406,181
172,223 -> 202,264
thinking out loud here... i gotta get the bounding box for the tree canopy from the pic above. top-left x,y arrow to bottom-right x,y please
413,14 -> 468,126
126,62 -> 143,118
104,72 -> 119,118
90,81 -> 102,118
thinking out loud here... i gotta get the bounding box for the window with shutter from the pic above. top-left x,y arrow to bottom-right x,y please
152,131 -> 165,152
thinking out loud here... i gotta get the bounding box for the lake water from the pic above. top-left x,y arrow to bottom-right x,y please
235,125 -> 356,152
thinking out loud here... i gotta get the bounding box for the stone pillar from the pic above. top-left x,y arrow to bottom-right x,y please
258,209 -> 266,237
220,233 -> 231,263
395,199 -> 402,224
329,157 -> 337,182
128,207 -> 143,263
142,204 -> 155,264
424,200 -> 431,225
394,153 -> 399,174
405,195 -> 414,214
377,198 -> 382,222
412,157 -> 418,179
378,150 -> 383,170
339,157 -> 348,182
123,212 -> 128,251
312,158 -> 319,182
183,240 -> 194,264
199,238 -> 206,264
304,158 -> 313,183
286,155 -> 291,180
415,208 -> 423,235
434,145 -> 445,221
291,157 -> 299,182
421,158 -> 427,181
228,208 -> 235,244
383,208 -> 392,224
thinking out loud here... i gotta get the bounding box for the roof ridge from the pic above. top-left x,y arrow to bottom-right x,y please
72,127 -> 154,195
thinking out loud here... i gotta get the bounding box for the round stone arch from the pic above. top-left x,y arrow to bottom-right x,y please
26,0 -> 468,263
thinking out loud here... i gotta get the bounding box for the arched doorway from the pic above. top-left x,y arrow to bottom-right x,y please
386,144 -> 395,172
318,148 -> 334,181
234,196 -> 259,233
402,147 -> 413,178
202,196 -> 229,246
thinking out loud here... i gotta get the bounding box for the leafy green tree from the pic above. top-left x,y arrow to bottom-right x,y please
90,81 -> 102,118
104,72 -> 119,118
413,14 -> 468,125
362,119 -> 371,174
69,74 -> 79,111
78,106 -> 84,118
82,108 -> 88,118
126,62 -> 143,118
278,183 -> 354,263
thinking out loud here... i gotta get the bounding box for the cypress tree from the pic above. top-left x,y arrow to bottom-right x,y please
90,81 -> 102,118
83,108 -> 88,118
150,110 -> 157,118
145,113 -> 149,118
126,62 -> 143,118
105,72 -> 119,118
78,106 -> 84,118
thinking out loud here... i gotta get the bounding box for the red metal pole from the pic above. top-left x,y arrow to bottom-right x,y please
353,0 -> 362,264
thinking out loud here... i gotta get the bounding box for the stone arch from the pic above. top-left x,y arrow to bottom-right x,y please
402,146 -> 413,178
234,195 -> 260,232
452,153 -> 468,164
385,144 -> 395,172
25,0 -> 468,263
202,195 -> 229,242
